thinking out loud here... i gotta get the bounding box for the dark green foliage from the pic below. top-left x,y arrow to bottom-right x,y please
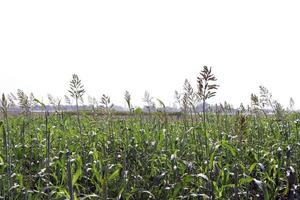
0,111 -> 299,199
0,74 -> 299,199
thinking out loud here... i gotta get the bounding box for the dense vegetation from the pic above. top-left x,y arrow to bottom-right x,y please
0,67 -> 299,199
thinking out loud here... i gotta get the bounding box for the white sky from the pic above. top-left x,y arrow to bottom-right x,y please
1,1 -> 300,108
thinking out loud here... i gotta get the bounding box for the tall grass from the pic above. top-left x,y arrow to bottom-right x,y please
0,67 -> 299,199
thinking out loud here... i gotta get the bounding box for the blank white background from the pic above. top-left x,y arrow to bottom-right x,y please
1,1 -> 300,108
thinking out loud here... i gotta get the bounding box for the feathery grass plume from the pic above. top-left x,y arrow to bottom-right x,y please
235,108 -> 248,146
0,94 -> 12,130
1,93 -> 9,116
68,74 -> 85,111
174,90 -> 181,109
48,94 -> 65,127
68,74 -> 85,136
274,100 -> 285,120
251,94 -> 259,109
183,79 -> 197,108
289,97 -> 295,112
48,94 -> 62,112
68,74 -> 85,101
239,103 -> 246,113
124,90 -> 132,113
143,91 -> 155,114
252,86 -> 278,117
17,89 -> 35,115
174,90 -> 188,129
181,92 -> 190,128
8,93 -> 17,106
259,85 -> 273,110
100,94 -> 112,109
47,93 -> 55,105
183,79 -> 198,125
223,101 -> 233,113
251,93 -> 267,117
259,86 -> 287,121
174,90 -> 184,112
197,66 -> 219,120
197,66 -> 219,99
100,94 -> 114,118
197,66 -> 219,112
157,98 -> 168,128
182,93 -> 189,112
64,94 -> 71,105
87,95 -> 96,105
88,95 -> 98,113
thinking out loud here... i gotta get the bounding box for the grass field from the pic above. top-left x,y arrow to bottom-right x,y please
0,69 -> 299,199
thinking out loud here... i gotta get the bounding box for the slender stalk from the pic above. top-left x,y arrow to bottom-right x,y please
203,99 -> 208,154
66,151 -> 74,200
1,97 -> 12,200
75,98 -> 83,137
45,111 -> 50,172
